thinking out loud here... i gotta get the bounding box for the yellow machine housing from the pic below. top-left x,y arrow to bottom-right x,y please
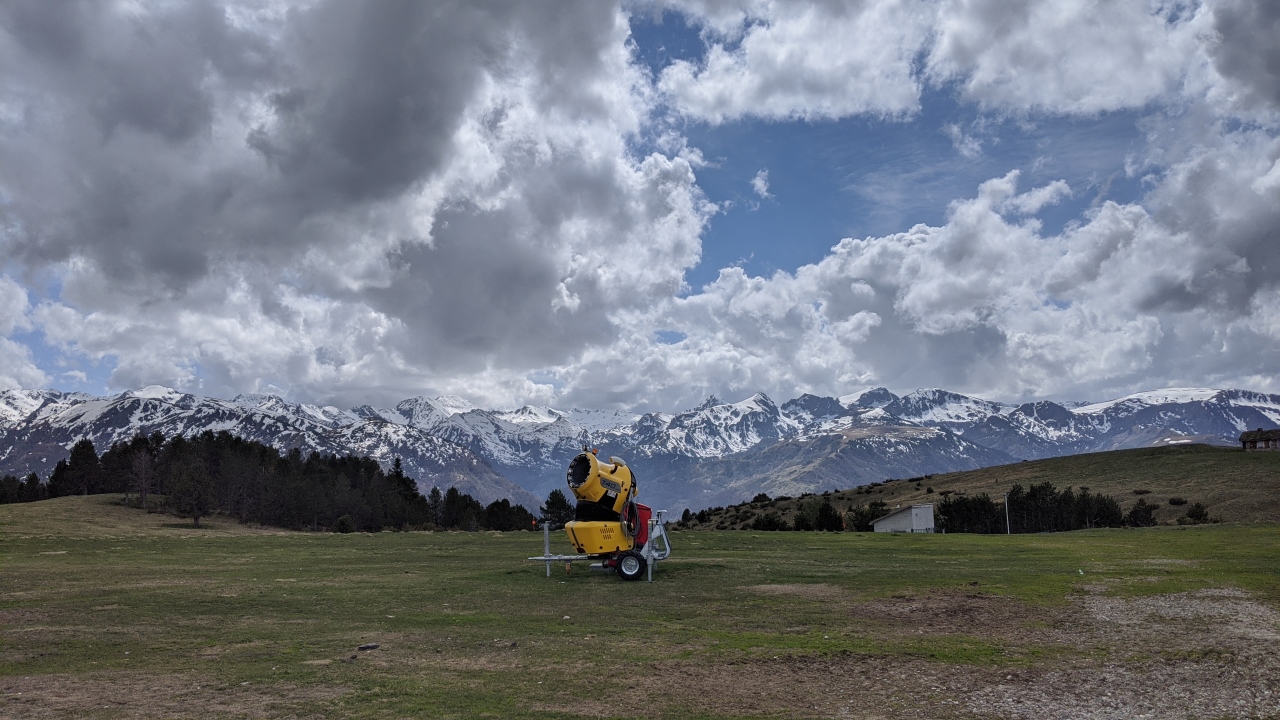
563,451 -> 637,555
565,520 -> 634,555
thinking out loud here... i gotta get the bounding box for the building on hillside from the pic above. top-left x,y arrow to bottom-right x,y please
1240,428 -> 1280,450
872,503 -> 935,533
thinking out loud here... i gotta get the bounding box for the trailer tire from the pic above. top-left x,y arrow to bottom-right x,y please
616,550 -> 646,581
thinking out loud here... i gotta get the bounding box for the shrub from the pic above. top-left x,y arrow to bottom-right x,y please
1169,497 -> 1188,506
334,515 -> 356,533
751,492 -> 771,503
750,512 -> 788,531
1124,499 -> 1158,527
1133,489 -> 1151,495
1184,502 -> 1210,525
845,501 -> 887,532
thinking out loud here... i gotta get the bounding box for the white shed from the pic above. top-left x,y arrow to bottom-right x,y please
872,504 -> 935,533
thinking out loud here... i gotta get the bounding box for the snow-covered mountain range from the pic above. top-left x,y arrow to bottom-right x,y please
1,385 -> 1277,512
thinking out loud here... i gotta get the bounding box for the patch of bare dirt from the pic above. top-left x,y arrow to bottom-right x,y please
544,585 -> 1280,719
0,672 -> 346,719
964,586 -> 1280,720
748,584 -> 1065,644
1078,587 -> 1280,641
536,653 -> 990,719
0,609 -> 51,626
847,590 -> 1060,641
965,651 -> 1280,720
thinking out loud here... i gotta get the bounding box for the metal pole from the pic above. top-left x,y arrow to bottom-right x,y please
543,523 -> 552,577
646,518 -> 654,583
1004,492 -> 1010,535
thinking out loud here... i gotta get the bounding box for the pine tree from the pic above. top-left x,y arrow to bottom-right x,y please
0,475 -> 19,503
19,473 -> 45,503
815,498 -> 844,531
169,454 -> 215,527
67,438 -> 104,496
539,489 -> 575,527
427,486 -> 443,527
47,459 -> 71,498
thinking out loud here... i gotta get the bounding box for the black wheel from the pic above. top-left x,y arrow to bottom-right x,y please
615,550 -> 647,581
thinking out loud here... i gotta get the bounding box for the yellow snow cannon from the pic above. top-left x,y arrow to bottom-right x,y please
529,449 -> 672,581
564,449 -> 637,555
540,448 -> 670,580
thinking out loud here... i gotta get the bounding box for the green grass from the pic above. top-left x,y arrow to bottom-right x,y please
2,495 -> 1279,718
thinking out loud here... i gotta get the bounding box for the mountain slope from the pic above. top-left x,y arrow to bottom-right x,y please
2,384 -> 1277,513
687,444 -> 1280,529
0,387 -> 541,510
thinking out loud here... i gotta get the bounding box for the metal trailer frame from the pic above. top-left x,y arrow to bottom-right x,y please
528,510 -> 672,582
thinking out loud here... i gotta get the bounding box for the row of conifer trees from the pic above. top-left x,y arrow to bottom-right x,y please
0,431 -> 540,532
724,482 -> 1158,532
933,482 -> 1157,533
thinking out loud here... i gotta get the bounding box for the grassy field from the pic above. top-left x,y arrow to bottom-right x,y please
3,495 -> 1279,719
693,444 -> 1280,529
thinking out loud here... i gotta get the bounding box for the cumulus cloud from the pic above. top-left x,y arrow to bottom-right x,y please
560,137 -> 1280,407
926,0 -> 1207,114
1,0 -> 1278,410
656,0 -> 930,122
654,0 -> 1216,122
1206,0 -> 1280,111
0,276 -> 47,390
0,0 -> 713,406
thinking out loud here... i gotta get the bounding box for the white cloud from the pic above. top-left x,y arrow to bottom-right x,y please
926,0 -> 1208,114
750,168 -> 771,199
1,1 -> 713,407
943,123 -> 982,158
555,129 -> 1280,407
0,276 -> 47,390
654,0 -> 1221,122
656,0 -> 930,123
2,0 -> 1279,410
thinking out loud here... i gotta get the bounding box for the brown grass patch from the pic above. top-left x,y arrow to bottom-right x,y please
0,671 -> 347,719
743,583 -> 847,602
530,585 -> 1280,719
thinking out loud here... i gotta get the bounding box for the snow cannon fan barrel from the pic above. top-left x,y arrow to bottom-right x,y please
565,450 -> 635,514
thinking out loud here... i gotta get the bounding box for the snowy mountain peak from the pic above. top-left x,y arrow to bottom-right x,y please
884,389 -> 1010,432
0,389 -> 68,424
693,395 -> 721,411
843,387 -> 900,409
1072,388 -> 1223,415
735,392 -> 778,414
391,396 -> 458,427
232,392 -> 285,410
432,395 -> 476,415
495,405 -> 564,426
782,394 -> 848,423
132,385 -> 184,401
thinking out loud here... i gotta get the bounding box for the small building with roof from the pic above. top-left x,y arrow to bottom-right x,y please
1240,428 -> 1280,450
872,503 -> 935,533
